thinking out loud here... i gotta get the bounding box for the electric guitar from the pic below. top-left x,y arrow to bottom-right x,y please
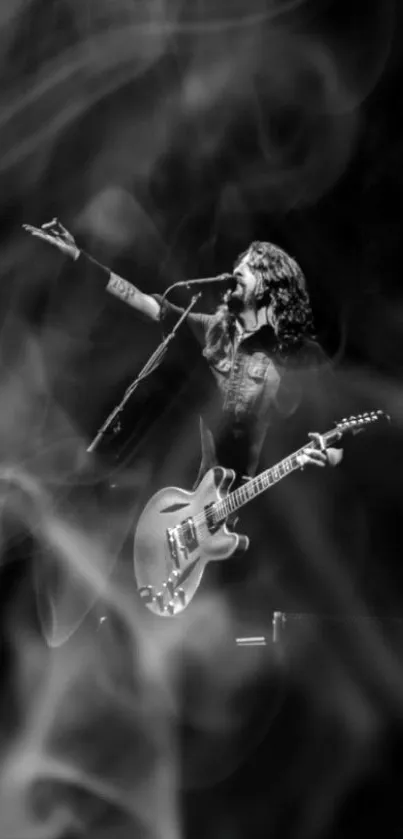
134,411 -> 389,617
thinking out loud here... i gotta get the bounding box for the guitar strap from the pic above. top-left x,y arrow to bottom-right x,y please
192,416 -> 218,489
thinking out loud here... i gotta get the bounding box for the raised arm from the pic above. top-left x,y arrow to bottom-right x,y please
23,218 -> 161,321
105,269 -> 160,320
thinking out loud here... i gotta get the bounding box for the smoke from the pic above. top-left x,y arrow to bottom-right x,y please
2,323 -> 403,839
1,1 -> 403,838
0,0 -> 396,250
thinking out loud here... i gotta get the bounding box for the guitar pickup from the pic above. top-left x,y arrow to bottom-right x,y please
167,525 -> 190,566
180,517 -> 198,551
167,519 -> 198,566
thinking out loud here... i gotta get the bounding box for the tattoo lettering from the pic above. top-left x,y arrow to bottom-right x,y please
107,273 -> 138,307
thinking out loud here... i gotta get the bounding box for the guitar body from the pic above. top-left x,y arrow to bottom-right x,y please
133,411 -> 387,617
134,467 -> 249,616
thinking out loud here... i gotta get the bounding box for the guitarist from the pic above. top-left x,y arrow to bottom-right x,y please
23,221 -> 343,485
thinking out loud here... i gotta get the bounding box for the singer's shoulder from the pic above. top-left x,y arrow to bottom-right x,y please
302,338 -> 330,364
292,339 -> 336,378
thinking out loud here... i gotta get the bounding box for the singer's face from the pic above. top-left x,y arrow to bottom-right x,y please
231,254 -> 258,308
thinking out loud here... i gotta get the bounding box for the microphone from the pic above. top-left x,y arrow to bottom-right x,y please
173,273 -> 235,289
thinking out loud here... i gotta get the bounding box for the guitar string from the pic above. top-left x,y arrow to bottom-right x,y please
188,416 -> 375,531
190,439 -> 325,530
167,433 -> 325,602
157,415 -> 378,602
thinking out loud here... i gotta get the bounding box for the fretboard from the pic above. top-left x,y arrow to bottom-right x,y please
212,427 -> 340,524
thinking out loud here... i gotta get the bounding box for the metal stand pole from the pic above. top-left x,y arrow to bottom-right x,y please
87,291 -> 202,454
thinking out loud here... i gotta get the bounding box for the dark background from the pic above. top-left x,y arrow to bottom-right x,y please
1,1 -> 403,837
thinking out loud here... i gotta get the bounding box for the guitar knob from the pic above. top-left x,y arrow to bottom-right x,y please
167,601 -> 176,615
162,580 -> 174,596
176,588 -> 186,606
138,585 -> 155,603
156,593 -> 165,612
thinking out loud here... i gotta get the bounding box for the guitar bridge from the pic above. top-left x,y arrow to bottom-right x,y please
166,528 -> 181,567
167,518 -> 198,566
180,517 -> 198,551
205,502 -> 220,534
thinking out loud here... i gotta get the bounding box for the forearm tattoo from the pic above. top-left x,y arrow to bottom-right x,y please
107,273 -> 139,308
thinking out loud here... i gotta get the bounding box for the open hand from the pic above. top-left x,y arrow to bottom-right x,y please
22,218 -> 80,260
298,432 -> 343,470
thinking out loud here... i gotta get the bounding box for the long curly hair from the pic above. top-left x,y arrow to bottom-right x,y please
203,241 -> 315,365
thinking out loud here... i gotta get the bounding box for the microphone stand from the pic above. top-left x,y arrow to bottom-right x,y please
87,287 -> 202,454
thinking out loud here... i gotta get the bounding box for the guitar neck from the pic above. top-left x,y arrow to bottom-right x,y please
213,427 -> 341,524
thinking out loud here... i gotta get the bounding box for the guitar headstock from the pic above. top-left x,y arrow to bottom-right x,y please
335,410 -> 390,436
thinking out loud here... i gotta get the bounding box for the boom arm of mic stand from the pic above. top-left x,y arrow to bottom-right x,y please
87,291 -> 202,454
